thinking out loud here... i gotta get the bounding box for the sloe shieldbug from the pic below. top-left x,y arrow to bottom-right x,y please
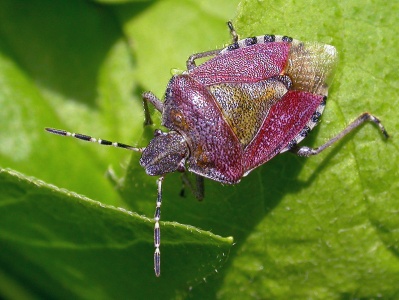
46,22 -> 388,277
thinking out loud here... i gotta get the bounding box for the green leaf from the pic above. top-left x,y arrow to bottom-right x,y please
0,0 -> 398,299
0,168 -> 232,298
189,1 -> 399,299
0,0 -> 139,206
0,0 -> 235,298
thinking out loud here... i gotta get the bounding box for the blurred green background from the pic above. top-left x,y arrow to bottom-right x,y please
0,0 -> 398,299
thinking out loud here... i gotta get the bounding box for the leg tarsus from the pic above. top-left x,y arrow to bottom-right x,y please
105,166 -> 122,188
227,21 -> 239,43
292,112 -> 389,157
181,173 -> 204,201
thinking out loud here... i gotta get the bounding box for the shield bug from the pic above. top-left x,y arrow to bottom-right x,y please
46,21 -> 388,277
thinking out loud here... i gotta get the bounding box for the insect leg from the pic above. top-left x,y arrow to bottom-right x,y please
186,21 -> 240,71
154,176 -> 164,277
45,128 -> 144,152
194,175 -> 205,200
186,49 -> 222,71
292,112 -> 389,157
142,91 -> 164,125
227,21 -> 239,43
181,173 -> 204,201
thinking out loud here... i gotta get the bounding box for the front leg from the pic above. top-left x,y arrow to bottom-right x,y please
142,91 -> 164,125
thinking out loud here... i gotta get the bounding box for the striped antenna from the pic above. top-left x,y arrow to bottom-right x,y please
45,128 -> 144,152
45,127 -> 166,276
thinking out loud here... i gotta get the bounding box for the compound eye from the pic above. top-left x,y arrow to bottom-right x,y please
173,111 -> 183,123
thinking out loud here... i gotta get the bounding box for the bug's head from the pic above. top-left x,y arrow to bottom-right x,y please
139,130 -> 189,176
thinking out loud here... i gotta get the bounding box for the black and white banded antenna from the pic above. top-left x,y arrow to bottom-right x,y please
45,128 -> 145,152
45,127 -> 164,277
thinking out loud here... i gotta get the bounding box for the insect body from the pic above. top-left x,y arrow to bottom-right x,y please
46,22 -> 388,277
